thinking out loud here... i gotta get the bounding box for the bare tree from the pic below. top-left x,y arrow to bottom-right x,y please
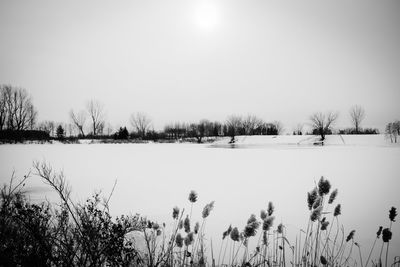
38,120 -> 55,137
349,105 -> 365,134
0,86 -> 7,130
242,115 -> 263,135
130,112 -> 152,138
188,119 -> 213,143
0,85 -> 37,131
294,123 -> 304,135
272,121 -> 284,135
86,100 -> 105,136
70,110 -> 87,137
385,121 -> 399,143
226,115 -> 243,143
309,112 -> 338,141
104,122 -> 113,136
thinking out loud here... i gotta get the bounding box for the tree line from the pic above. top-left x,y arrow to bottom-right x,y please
1,84 -> 393,143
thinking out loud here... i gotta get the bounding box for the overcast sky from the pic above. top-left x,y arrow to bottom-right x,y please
0,0 -> 399,131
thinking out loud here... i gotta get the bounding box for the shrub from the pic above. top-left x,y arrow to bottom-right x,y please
0,129 -> 50,142
0,165 -> 141,266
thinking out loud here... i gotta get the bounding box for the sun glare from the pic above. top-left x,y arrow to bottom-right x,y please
194,2 -> 219,31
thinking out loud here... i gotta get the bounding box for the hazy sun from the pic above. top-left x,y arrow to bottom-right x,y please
194,2 -> 219,31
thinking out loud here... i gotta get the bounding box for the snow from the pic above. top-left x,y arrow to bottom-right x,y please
0,134 -> 399,262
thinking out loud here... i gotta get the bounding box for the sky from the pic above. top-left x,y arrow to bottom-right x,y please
0,0 -> 399,132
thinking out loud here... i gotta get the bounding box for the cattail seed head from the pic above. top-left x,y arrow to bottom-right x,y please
222,230 -> 228,240
230,227 -> 240,242
277,223 -> 283,234
260,209 -> 267,220
376,226 -> 383,238
176,233 -> 183,248
243,214 -> 260,238
227,224 -> 232,234
328,189 -> 338,204
172,207 -> 180,220
320,255 -> 327,265
268,202 -> 275,216
346,230 -> 355,242
194,222 -> 200,234
188,190 -> 198,203
313,196 -> 322,209
389,207 -> 397,222
178,219 -> 183,229
310,206 -> 322,222
321,221 -> 329,231
184,232 -> 194,246
334,204 -> 341,217
152,223 -> 160,230
307,188 -> 318,210
382,228 -> 392,243
318,176 -> 331,196
262,216 -> 275,231
247,214 -> 257,225
184,215 -> 190,233
202,201 -> 215,218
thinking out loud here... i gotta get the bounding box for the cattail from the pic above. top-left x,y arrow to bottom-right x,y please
227,224 -> 232,234
244,214 -> 260,237
247,214 -> 257,224
260,209 -> 267,220
244,225 -> 256,238
244,220 -> 260,238
172,206 -> 180,220
184,232 -> 194,246
320,255 -> 327,265
188,190 -> 198,203
178,219 -> 183,229
194,222 -> 200,234
328,189 -> 338,204
346,230 -> 355,242
376,226 -> 383,238
382,228 -> 392,242
222,230 -> 228,239
321,221 -> 329,231
263,216 -> 275,231
307,188 -> 318,210
230,227 -> 240,242
152,222 -> 160,230
334,204 -> 341,217
277,223 -> 283,234
313,196 -> 322,209
318,176 -> 331,196
184,215 -> 190,233
176,233 -> 183,248
157,229 -> 162,236
389,207 -> 397,222
310,206 -> 322,222
202,201 -> 215,218
268,201 -> 275,216
222,224 -> 232,239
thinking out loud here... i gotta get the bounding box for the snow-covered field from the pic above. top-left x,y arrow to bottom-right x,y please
1,134 -> 399,261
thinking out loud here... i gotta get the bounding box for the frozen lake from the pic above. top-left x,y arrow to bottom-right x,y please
1,135 -> 399,262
